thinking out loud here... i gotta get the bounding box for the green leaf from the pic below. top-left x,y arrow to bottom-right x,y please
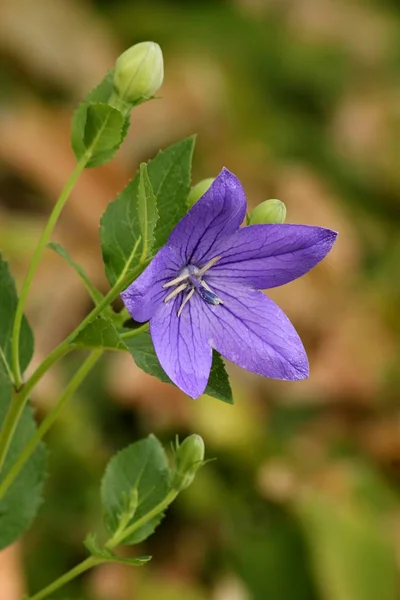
150,136 -> 195,250
0,254 -> 34,378
71,70 -> 114,156
100,136 -> 195,286
207,353 -> 233,404
100,180 -> 142,288
73,316 -> 127,351
84,533 -> 151,566
138,163 -> 158,259
101,435 -> 171,544
0,364 -> 47,549
48,243 -> 104,306
83,103 -> 125,167
124,511 -> 165,545
297,492 -> 398,600
83,532 -> 102,555
102,554 -> 151,566
71,70 -> 129,168
123,332 -> 233,403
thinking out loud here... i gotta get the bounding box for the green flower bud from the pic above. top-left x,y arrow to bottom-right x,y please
113,41 -> 164,106
249,199 -> 287,225
172,434 -> 205,491
187,178 -> 215,208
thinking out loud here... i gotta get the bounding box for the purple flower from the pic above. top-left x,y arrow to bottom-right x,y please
121,168 -> 337,399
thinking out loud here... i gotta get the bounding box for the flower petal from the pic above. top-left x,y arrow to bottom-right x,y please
150,293 -> 212,398
168,167 -> 247,264
210,224 -> 337,289
121,245 -> 183,322
202,281 -> 308,380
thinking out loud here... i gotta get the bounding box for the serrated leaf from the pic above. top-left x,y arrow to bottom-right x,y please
0,364 -> 47,549
0,254 -> 34,379
48,243 -> 104,305
73,316 -> 127,350
83,532 -> 103,556
138,163 -> 158,259
71,70 -> 114,157
71,70 -> 129,168
207,353 -> 233,404
83,103 -> 125,167
123,332 -> 233,403
125,511 -> 165,546
101,435 -> 170,545
150,136 -> 195,250
100,136 -> 195,286
100,181 -> 142,288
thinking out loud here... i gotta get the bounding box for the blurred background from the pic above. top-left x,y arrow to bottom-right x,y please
1,0 -> 400,598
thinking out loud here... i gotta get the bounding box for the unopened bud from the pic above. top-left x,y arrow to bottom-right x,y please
113,41 -> 164,106
249,199 -> 287,225
187,178 -> 215,207
172,434 -> 205,491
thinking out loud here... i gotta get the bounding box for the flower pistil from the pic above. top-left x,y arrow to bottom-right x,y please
163,256 -> 223,316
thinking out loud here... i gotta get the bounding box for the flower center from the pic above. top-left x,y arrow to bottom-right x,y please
162,256 -> 223,317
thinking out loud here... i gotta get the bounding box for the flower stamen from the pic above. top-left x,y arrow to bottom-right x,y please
177,288 -> 195,317
163,256 -> 223,316
198,284 -> 223,305
197,256 -> 221,276
200,279 -> 222,298
164,282 -> 188,303
163,272 -> 190,288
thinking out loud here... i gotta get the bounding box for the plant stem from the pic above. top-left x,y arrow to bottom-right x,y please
11,155 -> 89,389
0,344 -> 71,475
26,556 -> 102,600
120,322 -> 149,339
0,262 -> 145,475
106,489 -> 179,550
108,90 -> 134,118
0,350 -> 102,501
0,347 -> 14,383
0,393 -> 24,474
25,486 -> 179,599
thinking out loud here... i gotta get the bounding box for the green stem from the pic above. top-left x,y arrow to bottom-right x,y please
26,486 -> 179,599
0,347 -> 14,383
106,489 -> 178,550
0,393 -> 24,474
0,261 -> 145,475
11,155 -> 89,389
0,344 -> 71,475
21,344 -> 72,401
120,323 -> 149,339
26,556 -> 102,600
0,350 -> 102,501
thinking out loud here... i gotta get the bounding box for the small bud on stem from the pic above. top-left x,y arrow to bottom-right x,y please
249,199 -> 287,225
111,41 -> 164,114
187,178 -> 215,208
172,434 -> 205,491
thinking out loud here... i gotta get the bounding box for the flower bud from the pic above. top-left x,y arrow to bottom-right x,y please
249,199 -> 287,225
187,178 -> 215,208
113,41 -> 164,105
172,434 -> 205,491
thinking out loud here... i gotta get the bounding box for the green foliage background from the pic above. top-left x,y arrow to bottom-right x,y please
1,0 -> 400,598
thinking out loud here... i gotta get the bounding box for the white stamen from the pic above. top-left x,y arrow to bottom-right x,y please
163,272 -> 190,288
200,280 -> 224,304
164,282 -> 188,303
177,288 -> 195,317
197,256 -> 221,276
